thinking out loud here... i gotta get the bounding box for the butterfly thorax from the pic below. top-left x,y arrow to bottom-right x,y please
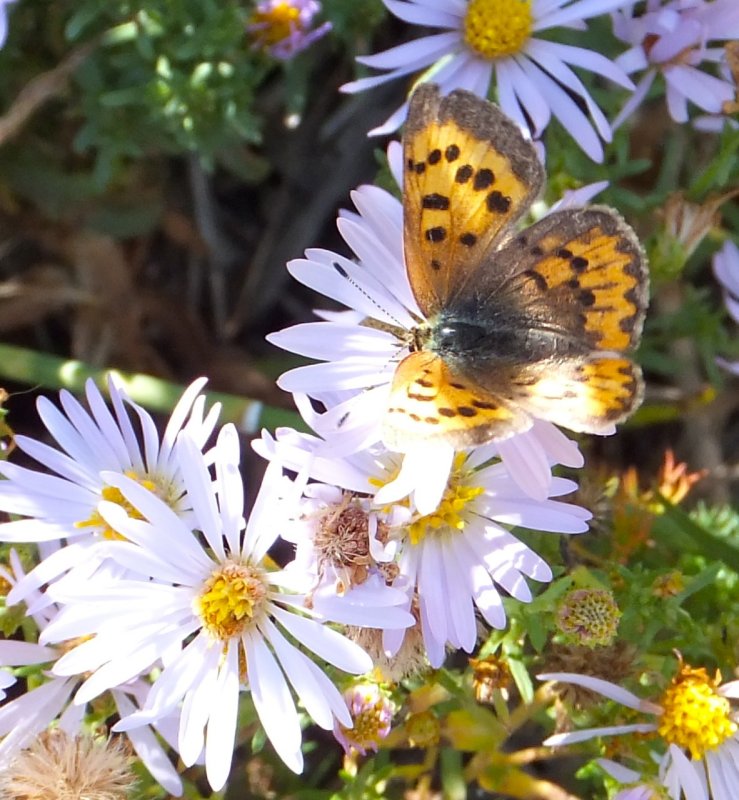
414,308 -> 567,367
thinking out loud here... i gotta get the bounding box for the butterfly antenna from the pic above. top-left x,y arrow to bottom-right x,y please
332,262 -> 406,330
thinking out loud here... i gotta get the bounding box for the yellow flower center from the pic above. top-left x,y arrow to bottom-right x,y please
407,455 -> 483,545
249,2 -> 301,46
75,472 -> 167,541
463,0 -> 533,60
369,454 -> 484,545
657,664 -> 737,760
196,561 -> 268,640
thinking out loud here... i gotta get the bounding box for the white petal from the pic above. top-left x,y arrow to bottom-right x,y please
112,691 -> 183,797
204,647 -> 239,791
544,722 -> 657,746
270,605 -> 372,674
538,672 -> 660,712
260,617 -> 346,729
246,633 -> 303,772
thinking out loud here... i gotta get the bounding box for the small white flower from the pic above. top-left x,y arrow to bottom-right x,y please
612,0 -> 739,128
40,425 -> 372,790
0,377 -> 220,605
0,550 -> 182,795
341,0 -> 634,161
278,480 -> 416,630
258,426 -> 590,667
541,664 -> 739,800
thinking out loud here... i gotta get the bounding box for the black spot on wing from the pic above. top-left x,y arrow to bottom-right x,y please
473,169 -> 495,190
455,165 -> 473,183
422,193 -> 450,210
425,227 -> 447,243
487,191 -> 511,213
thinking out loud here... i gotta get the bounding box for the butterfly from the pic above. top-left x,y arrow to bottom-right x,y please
382,83 -> 649,452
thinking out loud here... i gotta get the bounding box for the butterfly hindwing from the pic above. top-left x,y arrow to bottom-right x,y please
403,84 -> 545,317
502,356 -> 644,433
383,351 -> 531,450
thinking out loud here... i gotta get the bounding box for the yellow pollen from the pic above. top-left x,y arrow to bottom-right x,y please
657,664 -> 737,760
249,2 -> 301,46
463,0 -> 533,60
75,473 -> 159,541
196,561 -> 268,640
407,454 -> 483,545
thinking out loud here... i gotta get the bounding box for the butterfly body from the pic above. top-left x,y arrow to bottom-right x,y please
381,84 -> 649,452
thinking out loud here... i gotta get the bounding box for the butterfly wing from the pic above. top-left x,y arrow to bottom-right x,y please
450,206 -> 649,433
492,356 -> 644,434
383,350 -> 532,451
403,84 -> 544,317
462,206 -> 648,353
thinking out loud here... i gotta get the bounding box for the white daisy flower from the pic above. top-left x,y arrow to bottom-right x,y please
257,426 -> 590,667
0,550 -> 183,795
541,663 -> 739,800
39,425 -> 372,790
268,166 -> 585,513
0,377 -> 220,606
612,0 -> 739,129
278,480 -> 417,630
341,0 -> 634,161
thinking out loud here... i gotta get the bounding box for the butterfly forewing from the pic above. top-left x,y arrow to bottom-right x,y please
403,84 -> 544,317
468,206 -> 648,354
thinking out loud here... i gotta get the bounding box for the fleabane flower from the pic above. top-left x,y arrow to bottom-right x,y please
0,550 -> 183,795
278,480 -> 416,630
257,426 -> 591,667
268,162 -> 585,513
334,683 -> 395,755
612,0 -> 739,129
0,377 -> 220,605
540,662 -> 739,800
39,425 -> 373,790
247,0 -> 331,60
713,238 -> 739,375
340,0 -> 634,161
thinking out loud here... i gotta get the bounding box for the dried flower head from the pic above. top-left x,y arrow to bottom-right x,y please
469,655 -> 512,704
542,641 -> 637,710
0,729 -> 135,800
556,588 -> 622,648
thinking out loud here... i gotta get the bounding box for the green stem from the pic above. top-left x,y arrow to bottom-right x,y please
0,343 -> 304,433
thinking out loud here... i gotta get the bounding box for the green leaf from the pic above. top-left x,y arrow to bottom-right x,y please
507,657 -> 534,704
653,496 -> 739,573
